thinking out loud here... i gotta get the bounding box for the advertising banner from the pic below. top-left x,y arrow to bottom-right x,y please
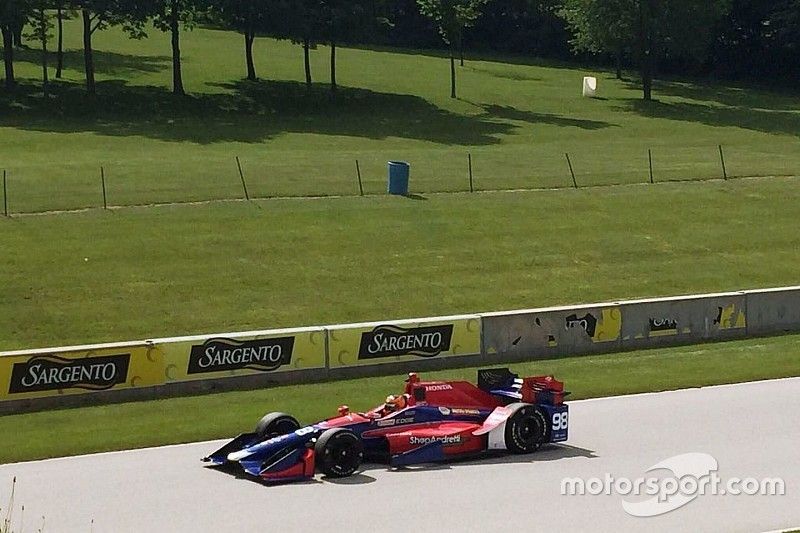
0,342 -> 163,401
327,315 -> 481,368
154,327 -> 326,383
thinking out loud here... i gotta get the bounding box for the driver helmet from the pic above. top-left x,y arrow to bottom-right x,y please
384,394 -> 408,413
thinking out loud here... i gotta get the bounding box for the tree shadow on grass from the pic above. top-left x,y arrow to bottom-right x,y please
480,104 -> 615,130
0,79 -> 617,145
625,99 -> 800,138
652,79 -> 800,111
0,79 -> 516,145
14,47 -> 170,76
464,65 -> 542,82
347,42 -> 593,72
621,79 -> 800,137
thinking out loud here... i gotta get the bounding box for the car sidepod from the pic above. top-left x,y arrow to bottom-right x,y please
387,422 -> 485,467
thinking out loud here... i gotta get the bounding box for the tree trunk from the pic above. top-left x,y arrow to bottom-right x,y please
12,23 -> 22,48
303,36 -> 312,88
641,54 -> 652,101
1,26 -> 14,89
244,31 -> 256,81
170,0 -> 184,96
637,0 -> 652,101
615,46 -> 623,80
82,10 -> 96,94
330,40 -> 336,93
449,44 -> 456,98
40,10 -> 49,96
56,5 -> 64,78
243,8 -> 256,81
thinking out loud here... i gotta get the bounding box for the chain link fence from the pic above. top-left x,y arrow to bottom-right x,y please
1,143 -> 797,216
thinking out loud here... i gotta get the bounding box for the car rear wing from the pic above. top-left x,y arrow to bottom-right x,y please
477,368 -> 569,406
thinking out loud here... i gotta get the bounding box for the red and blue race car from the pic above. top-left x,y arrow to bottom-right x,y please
202,368 -> 570,483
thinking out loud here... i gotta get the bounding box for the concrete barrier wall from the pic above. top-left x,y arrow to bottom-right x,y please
616,292 -> 748,351
482,303 -> 623,361
481,292 -> 750,362
0,286 -> 797,413
744,287 -> 800,336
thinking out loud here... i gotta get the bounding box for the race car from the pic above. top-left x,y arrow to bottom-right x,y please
202,367 -> 570,483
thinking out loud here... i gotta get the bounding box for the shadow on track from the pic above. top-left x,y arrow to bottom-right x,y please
202,443 -> 596,486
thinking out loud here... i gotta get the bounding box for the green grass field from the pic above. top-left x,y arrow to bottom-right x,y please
1,21 -> 799,463
2,177 -> 799,350
1,334 -> 798,463
0,21 -> 799,213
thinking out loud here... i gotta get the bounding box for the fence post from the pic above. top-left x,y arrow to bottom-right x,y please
355,160 -> 364,196
235,156 -> 250,201
648,149 -> 654,184
565,153 -> 578,189
100,166 -> 108,210
468,153 -> 474,193
718,145 -> 728,180
2,170 -> 7,217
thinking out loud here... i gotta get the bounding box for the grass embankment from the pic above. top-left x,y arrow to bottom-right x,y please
1,334 -> 798,463
0,21 -> 799,212
1,178 -> 799,350
2,19 -> 799,464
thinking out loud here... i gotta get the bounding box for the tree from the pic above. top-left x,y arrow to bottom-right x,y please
559,0 -> 632,79
705,0 -> 800,83
455,0 -> 491,65
25,0 -> 52,94
319,0 -> 368,93
10,4 -> 23,46
290,0 -> 322,88
0,0 -> 30,89
213,0 -> 275,81
559,0 -> 729,100
261,0 -> 321,88
320,0 -> 343,92
416,0 -> 489,98
153,0 -> 199,95
468,0 -> 571,60
77,0 -> 149,94
772,0 -> 800,49
54,2 -> 75,78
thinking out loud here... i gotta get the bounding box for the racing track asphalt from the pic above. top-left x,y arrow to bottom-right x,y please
1,378 -> 798,533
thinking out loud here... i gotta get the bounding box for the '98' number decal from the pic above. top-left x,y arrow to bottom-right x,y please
552,412 -> 569,431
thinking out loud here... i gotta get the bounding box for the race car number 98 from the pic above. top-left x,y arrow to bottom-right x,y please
552,412 -> 568,431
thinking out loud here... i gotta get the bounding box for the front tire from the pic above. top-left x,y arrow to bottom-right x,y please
315,428 -> 363,478
504,403 -> 549,454
255,412 -> 300,440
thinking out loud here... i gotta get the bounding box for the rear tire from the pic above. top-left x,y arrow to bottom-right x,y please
255,412 -> 300,439
504,403 -> 549,454
315,428 -> 363,478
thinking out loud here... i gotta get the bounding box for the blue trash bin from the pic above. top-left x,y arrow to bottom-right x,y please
387,161 -> 410,195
